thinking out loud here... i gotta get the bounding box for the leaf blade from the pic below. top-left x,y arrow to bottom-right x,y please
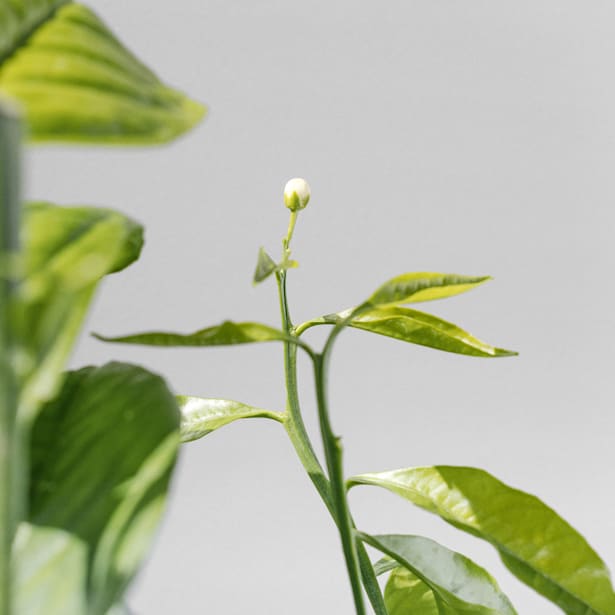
350,467 -> 615,615
177,395 -> 285,443
385,567 -> 440,615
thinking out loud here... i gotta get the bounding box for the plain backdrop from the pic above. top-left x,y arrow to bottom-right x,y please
26,2 -> 615,613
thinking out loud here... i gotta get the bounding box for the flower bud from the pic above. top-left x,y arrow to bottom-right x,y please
283,178 -> 311,211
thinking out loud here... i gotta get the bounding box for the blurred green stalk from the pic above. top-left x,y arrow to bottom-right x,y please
0,99 -> 21,615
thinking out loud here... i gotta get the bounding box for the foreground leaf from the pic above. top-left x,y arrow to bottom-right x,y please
94,320 -> 289,347
14,362 -> 180,615
367,273 -> 490,308
18,202 -> 143,418
350,467 -> 615,615
0,3 -> 205,143
178,395 -> 285,443
385,567 -> 439,615
325,307 -> 516,358
361,534 -> 516,615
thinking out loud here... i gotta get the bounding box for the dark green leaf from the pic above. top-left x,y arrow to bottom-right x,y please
385,567 -> 439,615
253,247 -> 277,284
0,3 -> 205,144
367,273 -> 490,308
177,395 -> 285,443
14,362 -> 180,615
325,307 -> 516,358
18,202 -> 144,417
361,534 -> 516,615
350,467 -> 615,615
94,320 -> 289,347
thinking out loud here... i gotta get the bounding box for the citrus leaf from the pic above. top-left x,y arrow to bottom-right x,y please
350,467 -> 615,615
325,307 -> 516,358
14,362 -> 180,615
367,273 -> 490,308
253,247 -> 277,284
361,533 -> 516,615
0,3 -> 205,144
177,395 -> 285,443
18,201 -> 143,418
94,320 -> 289,347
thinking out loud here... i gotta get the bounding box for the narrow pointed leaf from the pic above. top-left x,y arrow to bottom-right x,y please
360,533 -> 516,614
94,320 -> 289,347
367,273 -> 490,308
385,567 -> 440,615
14,362 -> 180,614
350,467 -> 615,615
325,307 -> 516,358
253,247 -> 277,284
0,3 -> 205,143
177,395 -> 285,443
18,202 -> 143,417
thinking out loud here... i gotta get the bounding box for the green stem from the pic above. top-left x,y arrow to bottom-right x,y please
313,351 -> 366,615
0,100 -> 22,615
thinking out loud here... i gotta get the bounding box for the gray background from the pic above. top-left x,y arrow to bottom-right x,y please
26,1 -> 614,613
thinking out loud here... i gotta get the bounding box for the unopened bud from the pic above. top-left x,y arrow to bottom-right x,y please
283,178 -> 311,212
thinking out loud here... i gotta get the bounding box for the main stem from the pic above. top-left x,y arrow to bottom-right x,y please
0,101 -> 21,615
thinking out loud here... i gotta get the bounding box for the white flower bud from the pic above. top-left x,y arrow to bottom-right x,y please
283,178 -> 311,211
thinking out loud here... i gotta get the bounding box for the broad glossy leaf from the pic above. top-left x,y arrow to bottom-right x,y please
325,307 -> 516,358
0,3 -> 205,143
18,202 -> 143,418
367,273 -> 490,308
361,534 -> 516,615
178,395 -> 285,443
253,247 -> 277,284
94,320 -> 289,347
14,362 -> 180,615
385,567 -> 439,615
350,467 -> 615,615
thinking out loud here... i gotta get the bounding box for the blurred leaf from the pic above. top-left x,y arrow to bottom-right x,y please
0,3 -> 205,143
253,247 -> 277,284
178,395 -> 285,443
18,202 -> 143,418
350,467 -> 615,615
361,534 -> 516,615
367,273 -> 490,308
14,362 -> 180,615
94,320 -> 289,347
374,556 -> 398,577
384,567 -> 439,615
325,307 -> 516,358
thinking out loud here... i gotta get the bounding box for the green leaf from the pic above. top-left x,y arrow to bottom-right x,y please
325,307 -> 516,358
0,3 -> 205,144
253,247 -> 277,284
18,202 -> 144,418
366,273 -> 491,308
14,362 -> 180,615
350,467 -> 615,615
94,320 -> 289,347
385,567 -> 439,615
361,533 -> 516,615
177,395 -> 285,443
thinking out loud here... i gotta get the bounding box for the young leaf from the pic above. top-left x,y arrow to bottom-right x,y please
325,307 -> 516,358
367,273 -> 491,308
18,202 -> 144,418
177,395 -> 285,443
14,362 -> 180,615
350,467 -> 615,615
253,247 -> 277,284
0,3 -> 205,144
384,567 -> 439,615
360,533 -> 517,615
94,320 -> 289,347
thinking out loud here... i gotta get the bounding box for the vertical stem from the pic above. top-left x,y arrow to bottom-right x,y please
0,100 -> 22,615
313,351 -> 366,615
